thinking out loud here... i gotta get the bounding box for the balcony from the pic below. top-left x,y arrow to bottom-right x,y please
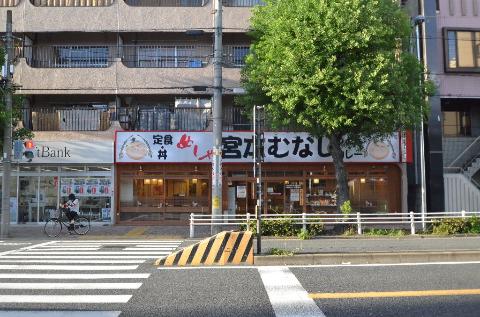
124,0 -> 207,6
20,105 -> 249,131
118,106 -> 250,131
122,45 -> 211,68
0,0 -> 19,6
30,0 -> 113,6
23,106 -> 113,131
222,0 -> 263,7
23,44 -> 249,68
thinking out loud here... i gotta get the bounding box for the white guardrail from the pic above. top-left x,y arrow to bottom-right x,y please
189,211 -> 480,238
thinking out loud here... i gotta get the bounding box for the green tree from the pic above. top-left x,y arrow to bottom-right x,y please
239,0 -> 433,210
0,47 -> 33,153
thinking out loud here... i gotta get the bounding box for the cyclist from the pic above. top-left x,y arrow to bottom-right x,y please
65,193 -> 80,233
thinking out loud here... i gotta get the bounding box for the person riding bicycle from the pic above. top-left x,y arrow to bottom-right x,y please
65,193 -> 80,233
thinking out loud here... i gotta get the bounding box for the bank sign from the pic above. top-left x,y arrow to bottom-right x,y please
24,140 -> 114,164
115,131 -> 401,163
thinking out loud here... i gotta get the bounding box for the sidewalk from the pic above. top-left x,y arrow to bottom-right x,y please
5,223 -> 212,240
5,224 -> 480,265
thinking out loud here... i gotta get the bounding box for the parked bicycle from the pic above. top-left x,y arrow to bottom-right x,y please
44,207 -> 91,237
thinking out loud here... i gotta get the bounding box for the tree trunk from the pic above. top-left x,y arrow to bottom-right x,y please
328,134 -> 349,212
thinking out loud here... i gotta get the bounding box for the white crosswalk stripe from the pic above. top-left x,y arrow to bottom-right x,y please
0,239 -> 182,312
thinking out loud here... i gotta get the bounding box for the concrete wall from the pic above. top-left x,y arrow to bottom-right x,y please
14,57 -> 242,94
436,0 -> 480,98
0,1 -> 251,33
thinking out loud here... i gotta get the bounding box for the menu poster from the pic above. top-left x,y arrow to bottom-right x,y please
60,178 -> 111,197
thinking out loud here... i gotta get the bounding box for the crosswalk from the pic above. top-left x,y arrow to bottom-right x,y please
0,239 -> 182,315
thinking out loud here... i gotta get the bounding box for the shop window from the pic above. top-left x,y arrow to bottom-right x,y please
60,177 -> 112,222
445,30 -> 480,72
306,178 -> 337,212
442,111 -> 471,137
349,177 -> 389,212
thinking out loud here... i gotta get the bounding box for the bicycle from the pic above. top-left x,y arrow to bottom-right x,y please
44,207 -> 91,237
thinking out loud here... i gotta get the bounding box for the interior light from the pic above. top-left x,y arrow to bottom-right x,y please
313,179 -> 319,184
360,178 -> 366,184
192,178 -> 197,184
144,179 -> 151,185
152,179 -> 158,185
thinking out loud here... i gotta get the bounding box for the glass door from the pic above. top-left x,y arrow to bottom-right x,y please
39,176 -> 59,222
18,176 -> 39,223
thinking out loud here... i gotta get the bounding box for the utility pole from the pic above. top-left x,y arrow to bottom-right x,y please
1,10 -> 14,238
253,105 -> 263,254
413,15 -> 427,231
211,0 -> 223,234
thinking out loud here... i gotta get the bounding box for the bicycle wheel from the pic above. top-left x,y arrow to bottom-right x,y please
44,219 -> 62,237
74,217 -> 90,235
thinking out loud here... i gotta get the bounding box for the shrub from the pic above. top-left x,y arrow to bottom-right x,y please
431,217 -> 480,235
364,228 -> 407,236
240,218 -> 324,237
269,248 -> 294,256
297,229 -> 312,240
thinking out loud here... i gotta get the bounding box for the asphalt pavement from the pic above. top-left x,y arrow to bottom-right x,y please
0,238 -> 480,316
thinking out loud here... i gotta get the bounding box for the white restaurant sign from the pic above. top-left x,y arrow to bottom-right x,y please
116,131 -> 401,163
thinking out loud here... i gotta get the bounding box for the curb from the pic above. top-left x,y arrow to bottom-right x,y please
254,250 -> 480,266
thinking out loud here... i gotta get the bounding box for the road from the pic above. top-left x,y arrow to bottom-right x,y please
0,239 -> 480,316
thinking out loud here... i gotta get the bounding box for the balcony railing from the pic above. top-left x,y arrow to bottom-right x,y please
222,0 -> 264,7
21,44 -> 250,68
24,45 -> 117,68
0,0 -> 19,6
224,45 -> 249,67
119,106 -> 250,131
22,106 -> 113,131
124,0 -> 207,6
121,45 -> 211,68
30,0 -> 113,6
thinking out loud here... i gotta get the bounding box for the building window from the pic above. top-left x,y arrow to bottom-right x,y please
445,30 -> 480,72
442,111 -> 472,137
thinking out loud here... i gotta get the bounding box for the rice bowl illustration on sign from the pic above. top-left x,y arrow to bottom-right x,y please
119,134 -> 153,160
366,140 -> 396,160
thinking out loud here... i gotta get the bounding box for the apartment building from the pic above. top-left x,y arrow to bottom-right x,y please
0,0 -> 409,225
434,0 -> 480,211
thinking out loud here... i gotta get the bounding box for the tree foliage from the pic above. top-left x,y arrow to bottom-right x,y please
239,0 -> 433,208
0,48 -> 33,152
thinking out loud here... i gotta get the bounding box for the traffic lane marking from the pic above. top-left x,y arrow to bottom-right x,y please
258,266 -> 326,317
0,311 -> 121,317
309,289 -> 480,299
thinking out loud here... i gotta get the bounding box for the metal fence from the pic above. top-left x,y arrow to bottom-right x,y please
23,106 -> 112,131
0,0 -> 19,6
223,45 -> 250,67
125,0 -> 207,6
25,45 -> 117,68
21,44 -> 250,69
222,0 -> 263,7
121,45 -> 211,68
188,211 -> 480,238
30,0 -> 113,6
118,106 -> 250,131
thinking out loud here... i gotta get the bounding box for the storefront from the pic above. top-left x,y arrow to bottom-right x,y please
115,131 -> 407,224
0,140 -> 114,224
